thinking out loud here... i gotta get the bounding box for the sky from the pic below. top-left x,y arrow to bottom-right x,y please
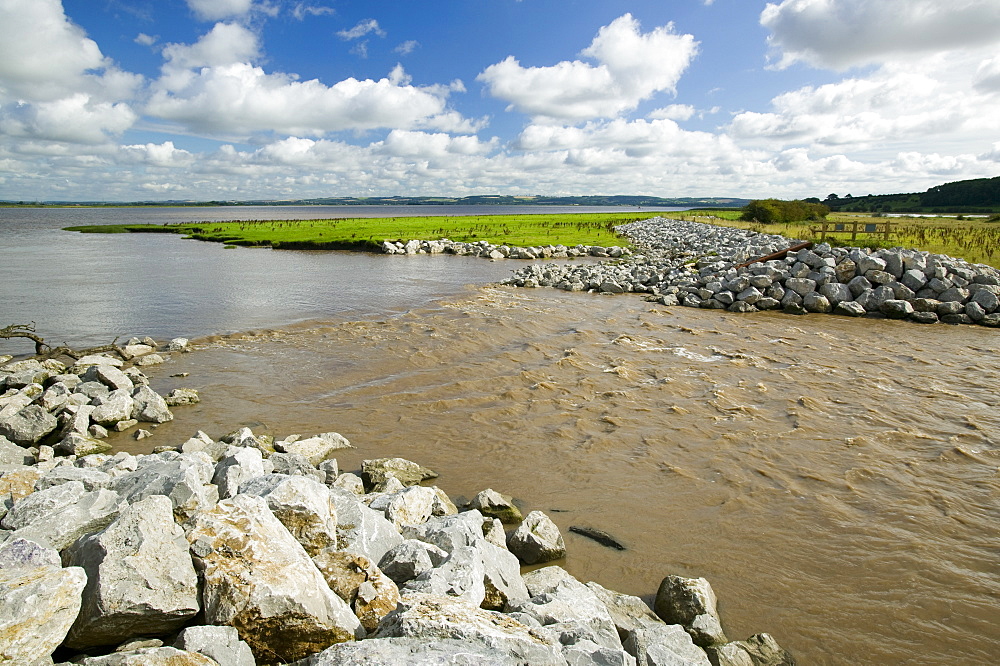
1,0 -> 999,202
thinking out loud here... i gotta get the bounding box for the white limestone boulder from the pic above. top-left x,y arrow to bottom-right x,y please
238,474 -> 337,556
186,494 -> 364,663
0,537 -> 87,664
63,495 -> 200,649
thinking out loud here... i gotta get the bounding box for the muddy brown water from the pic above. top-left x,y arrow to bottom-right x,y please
116,286 -> 998,665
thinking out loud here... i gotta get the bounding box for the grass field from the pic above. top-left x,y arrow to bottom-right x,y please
680,209 -> 1000,268
65,211 -> 665,251
67,208 -> 1000,269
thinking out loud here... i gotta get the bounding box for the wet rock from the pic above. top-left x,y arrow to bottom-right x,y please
654,575 -> 727,647
0,538 -> 87,665
167,338 -> 190,352
718,634 -> 795,666
361,457 -> 438,489
92,390 -> 135,427
173,625 -> 256,666
623,624 -> 711,666
372,592 -> 565,665
186,494 -> 364,663
63,495 -> 199,649
165,388 -> 200,406
238,474 -> 338,556
131,385 -> 173,424
880,299 -> 914,319
507,510 -> 566,564
313,550 -> 401,632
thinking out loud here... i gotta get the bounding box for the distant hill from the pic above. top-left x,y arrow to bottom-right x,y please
824,176 -> 1000,213
1,194 -> 750,208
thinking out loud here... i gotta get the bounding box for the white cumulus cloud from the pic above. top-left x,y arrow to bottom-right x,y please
762,0 -> 1000,70
187,0 -> 256,22
477,14 -> 698,122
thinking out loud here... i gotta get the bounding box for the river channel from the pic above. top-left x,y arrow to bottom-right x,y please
2,207 -> 998,664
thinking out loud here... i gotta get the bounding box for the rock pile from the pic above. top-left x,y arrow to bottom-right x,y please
0,338 -> 198,461
381,238 -> 630,261
503,217 -> 1000,326
1,419 -> 795,665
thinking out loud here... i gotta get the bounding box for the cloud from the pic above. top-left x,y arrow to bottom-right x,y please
148,48 -> 472,137
649,104 -> 696,122
395,40 -> 419,55
291,3 -> 335,20
974,56 -> 1000,93
1,95 -> 137,144
337,19 -> 386,40
477,14 -> 698,122
186,0 -> 255,22
762,0 -> 1000,70
135,33 -> 158,47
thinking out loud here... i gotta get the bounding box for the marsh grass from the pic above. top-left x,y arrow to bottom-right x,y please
66,211 -> 666,251
678,210 -> 1000,268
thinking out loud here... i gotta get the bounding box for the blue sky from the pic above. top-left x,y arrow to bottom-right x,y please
1,0 -> 998,201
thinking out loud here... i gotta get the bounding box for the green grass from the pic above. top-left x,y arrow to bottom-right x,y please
65,212 -> 665,251
671,210 -> 1000,268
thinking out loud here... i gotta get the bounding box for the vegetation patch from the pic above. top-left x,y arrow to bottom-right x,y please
65,212 -> 666,251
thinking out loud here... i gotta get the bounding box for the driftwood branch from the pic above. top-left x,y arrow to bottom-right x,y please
0,323 -> 127,361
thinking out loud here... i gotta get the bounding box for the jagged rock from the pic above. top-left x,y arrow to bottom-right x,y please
318,459 -> 339,484
268,452 -> 325,482
2,481 -> 122,550
832,301 -> 866,317
880,299 -> 914,319
72,647 -> 218,665
165,388 -> 200,406
173,625 -> 256,666
0,538 -> 87,664
238,474 -> 337,556
654,576 -> 727,647
378,539 -> 450,585
220,427 -> 274,456
483,516 -> 507,548
0,405 -> 58,446
110,452 -> 218,520
180,431 -> 228,461
333,472 -> 365,495
329,486 -> 404,562
376,485 -> 439,528
56,432 -> 113,457
507,510 -> 566,564
714,634 -> 795,666
213,446 -> 266,499
131,385 -> 173,423
295,637 -> 522,665
167,338 -> 190,352
401,544 -> 487,606
36,465 -> 111,491
469,488 -> 523,523
275,432 -> 352,466
92,389 -> 136,428
373,592 -> 565,665
312,550 -> 401,632
361,457 -> 438,489
63,495 -> 199,649
135,353 -> 166,367
586,580 -> 664,643
0,435 -> 33,466
82,364 -> 134,392
186,494 -> 365,663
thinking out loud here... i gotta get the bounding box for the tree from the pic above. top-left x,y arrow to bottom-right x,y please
740,199 -> 830,224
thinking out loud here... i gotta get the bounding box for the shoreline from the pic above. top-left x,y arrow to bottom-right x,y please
0,344 -> 794,665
